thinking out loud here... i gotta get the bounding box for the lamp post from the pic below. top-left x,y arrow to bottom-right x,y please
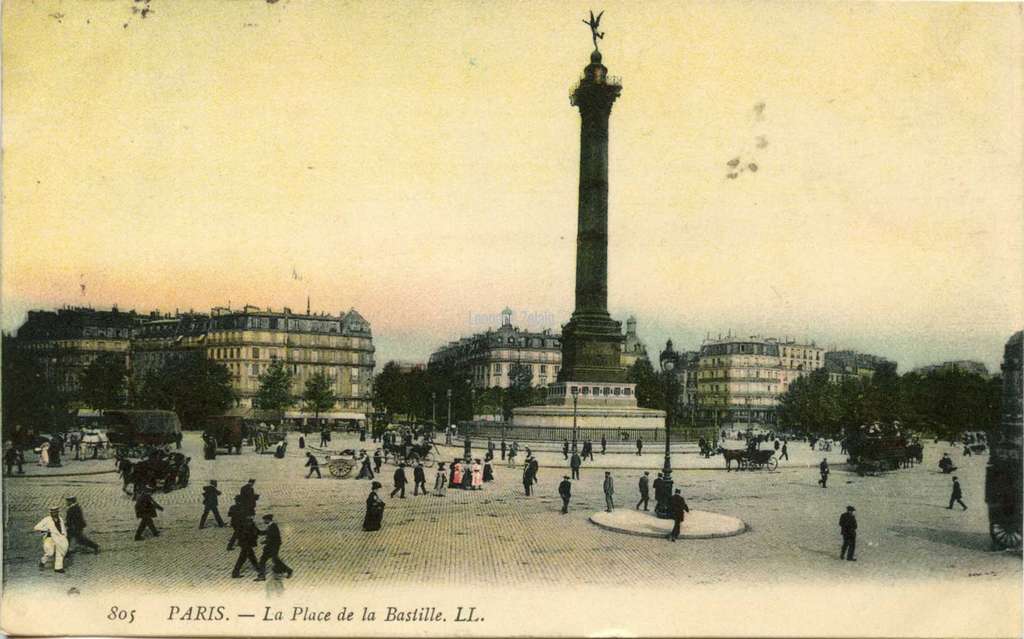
431,392 -> 437,429
445,389 -> 452,446
571,386 -> 580,453
656,360 -> 677,519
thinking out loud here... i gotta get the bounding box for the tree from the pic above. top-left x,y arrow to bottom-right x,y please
77,352 -> 129,410
303,371 -> 337,424
628,359 -> 665,410
2,336 -> 70,438
777,369 -> 841,437
372,362 -> 406,418
255,360 -> 295,416
134,356 -> 236,428
502,362 -> 535,420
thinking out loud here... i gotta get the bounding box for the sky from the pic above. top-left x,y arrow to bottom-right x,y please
3,1 -> 1022,372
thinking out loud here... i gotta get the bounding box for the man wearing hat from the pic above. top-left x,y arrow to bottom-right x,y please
305,452 -> 322,479
948,476 -> 967,511
390,462 -> 408,499
839,506 -> 857,561
231,514 -> 260,578
603,471 -> 615,513
558,475 -> 572,514
65,496 -> 99,553
240,479 -> 259,516
413,461 -> 427,496
34,506 -> 70,573
200,480 -> 225,529
134,487 -> 163,541
255,514 -> 293,581
636,471 -> 651,511
668,488 -> 690,542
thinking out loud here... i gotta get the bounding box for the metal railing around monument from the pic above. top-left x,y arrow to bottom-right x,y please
455,421 -> 716,444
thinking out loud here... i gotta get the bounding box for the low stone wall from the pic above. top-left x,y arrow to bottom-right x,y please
455,421 -> 716,443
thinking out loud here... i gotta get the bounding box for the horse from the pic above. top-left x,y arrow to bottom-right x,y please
720,448 -> 747,472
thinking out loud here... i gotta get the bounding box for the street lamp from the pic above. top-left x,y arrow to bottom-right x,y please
445,389 -> 453,446
571,386 -> 580,453
656,360 -> 677,519
431,391 -> 437,429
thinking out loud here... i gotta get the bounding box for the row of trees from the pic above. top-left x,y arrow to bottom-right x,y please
777,364 -> 1001,441
371,360 -> 546,425
1,337 -> 343,431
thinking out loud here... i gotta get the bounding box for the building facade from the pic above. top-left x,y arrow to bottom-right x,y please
428,308 -> 561,389
620,316 -> 650,369
12,307 -> 144,401
911,360 -> 989,377
696,336 -> 824,430
131,312 -> 210,384
824,350 -> 895,383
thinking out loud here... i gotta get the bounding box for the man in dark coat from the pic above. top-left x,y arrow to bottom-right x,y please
601,435 -> 607,455
583,439 -> 595,461
134,489 -> 163,541
65,496 -> 99,553
668,488 -> 690,542
636,437 -> 643,456
305,453 -> 321,479
652,472 -> 665,508
199,480 -> 225,529
558,476 -> 572,514
226,496 -> 244,551
391,463 -> 407,498
231,515 -> 260,578
818,458 -> 830,488
239,479 -> 259,516
500,439 -> 507,460
603,472 -> 615,512
562,439 -> 570,460
636,471 -> 650,511
839,506 -> 857,560
522,458 -> 535,496
373,449 -> 383,474
413,462 -> 427,496
254,514 -> 292,580
570,451 -> 582,480
948,476 -> 967,510
5,446 -> 24,476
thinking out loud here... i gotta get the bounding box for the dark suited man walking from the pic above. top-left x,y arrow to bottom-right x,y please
134,488 -> 163,541
636,472 -> 650,511
199,480 -> 225,529
839,506 -> 857,561
948,476 -> 967,510
668,488 -> 690,542
391,463 -> 408,498
231,515 -> 261,578
254,514 -> 293,581
603,472 -> 615,512
413,462 -> 427,496
558,475 -> 572,514
65,496 -> 100,553
570,451 -> 582,480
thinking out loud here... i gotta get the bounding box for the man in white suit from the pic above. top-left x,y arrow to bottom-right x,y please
34,506 -> 69,573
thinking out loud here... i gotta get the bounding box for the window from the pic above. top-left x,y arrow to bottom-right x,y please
253,347 -> 260,360
251,363 -> 259,376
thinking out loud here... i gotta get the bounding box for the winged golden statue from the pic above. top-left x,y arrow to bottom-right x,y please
583,10 -> 605,50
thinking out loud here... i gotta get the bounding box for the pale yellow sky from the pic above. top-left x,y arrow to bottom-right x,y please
3,0 -> 1022,369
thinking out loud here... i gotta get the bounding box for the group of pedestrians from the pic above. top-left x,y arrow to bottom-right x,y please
33,496 -> 100,574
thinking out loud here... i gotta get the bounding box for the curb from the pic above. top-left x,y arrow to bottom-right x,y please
3,469 -> 117,479
588,512 -> 748,539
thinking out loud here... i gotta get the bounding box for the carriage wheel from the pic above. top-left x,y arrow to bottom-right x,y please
340,462 -> 355,478
329,463 -> 344,478
767,458 -> 778,472
990,522 -> 1023,551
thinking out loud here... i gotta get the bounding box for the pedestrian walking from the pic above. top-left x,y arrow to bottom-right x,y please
570,451 -> 582,480
562,439 -> 570,460
413,462 -> 427,495
948,476 -> 967,510
34,506 -> 69,573
668,488 -> 690,542
487,439 -> 495,459
5,446 -> 24,476
434,463 -> 448,496
839,506 -> 857,561
558,475 -> 572,514
199,480 -> 225,529
305,452 -> 322,479
601,435 -> 607,455
636,437 -> 643,456
652,472 -> 665,509
522,459 -> 534,496
373,449 -> 383,474
391,463 -> 408,498
64,496 -> 100,553
603,471 -> 615,512
254,514 -> 292,581
471,459 -> 483,490
134,488 -> 163,541
226,496 -> 244,551
319,428 -> 330,448
636,471 -> 650,510
584,439 -> 595,461
818,458 -> 830,488
507,443 -> 518,467
356,452 -> 375,479
363,481 -> 385,531
483,458 -> 494,482
240,479 -> 259,516
231,515 -> 260,578
780,440 -> 789,461
500,439 -> 507,460
453,458 -> 465,486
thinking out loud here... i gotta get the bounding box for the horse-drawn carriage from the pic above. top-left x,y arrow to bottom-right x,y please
105,410 -> 181,458
846,422 -> 921,476
118,450 -> 190,494
721,447 -> 778,471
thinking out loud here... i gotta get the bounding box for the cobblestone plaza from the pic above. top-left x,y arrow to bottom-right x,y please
3,433 -> 1019,599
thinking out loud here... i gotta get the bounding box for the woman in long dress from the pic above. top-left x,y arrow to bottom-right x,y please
433,463 -> 448,496
471,459 -> 483,490
38,442 -> 49,467
452,460 -> 464,487
482,459 -> 494,483
362,481 -> 385,531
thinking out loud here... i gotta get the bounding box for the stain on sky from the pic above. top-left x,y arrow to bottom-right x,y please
725,102 -> 769,180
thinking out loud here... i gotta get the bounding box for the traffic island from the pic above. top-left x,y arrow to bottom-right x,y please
589,509 -> 747,539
